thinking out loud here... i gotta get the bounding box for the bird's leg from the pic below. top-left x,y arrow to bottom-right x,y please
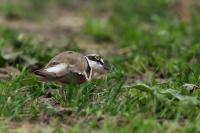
59,84 -> 66,103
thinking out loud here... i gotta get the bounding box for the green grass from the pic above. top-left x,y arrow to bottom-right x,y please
0,0 -> 49,20
0,0 -> 200,132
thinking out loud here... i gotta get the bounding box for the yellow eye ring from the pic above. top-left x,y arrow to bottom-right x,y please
95,56 -> 101,60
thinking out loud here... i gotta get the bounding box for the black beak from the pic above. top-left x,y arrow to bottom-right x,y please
103,60 -> 112,72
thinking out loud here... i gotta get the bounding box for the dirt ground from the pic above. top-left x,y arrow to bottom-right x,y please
0,2 -> 115,53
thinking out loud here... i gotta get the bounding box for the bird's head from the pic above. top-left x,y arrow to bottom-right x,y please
85,54 -> 111,74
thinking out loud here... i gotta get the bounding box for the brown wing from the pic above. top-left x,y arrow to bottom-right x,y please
44,51 -> 88,77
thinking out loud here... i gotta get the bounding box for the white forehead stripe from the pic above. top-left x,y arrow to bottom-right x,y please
45,63 -> 67,73
87,54 -> 98,56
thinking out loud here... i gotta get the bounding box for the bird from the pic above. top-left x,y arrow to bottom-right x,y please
34,51 -> 111,99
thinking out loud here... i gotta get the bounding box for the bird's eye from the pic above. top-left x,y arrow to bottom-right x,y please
95,56 -> 101,60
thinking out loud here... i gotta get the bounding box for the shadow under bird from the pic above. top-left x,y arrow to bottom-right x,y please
34,51 -> 111,98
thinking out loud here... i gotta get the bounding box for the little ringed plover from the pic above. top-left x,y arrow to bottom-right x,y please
34,51 -> 110,98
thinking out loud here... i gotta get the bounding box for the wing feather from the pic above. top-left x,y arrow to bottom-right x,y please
35,51 -> 88,80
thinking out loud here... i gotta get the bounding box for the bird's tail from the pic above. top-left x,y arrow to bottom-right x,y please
34,69 -> 57,81
34,69 -> 47,77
